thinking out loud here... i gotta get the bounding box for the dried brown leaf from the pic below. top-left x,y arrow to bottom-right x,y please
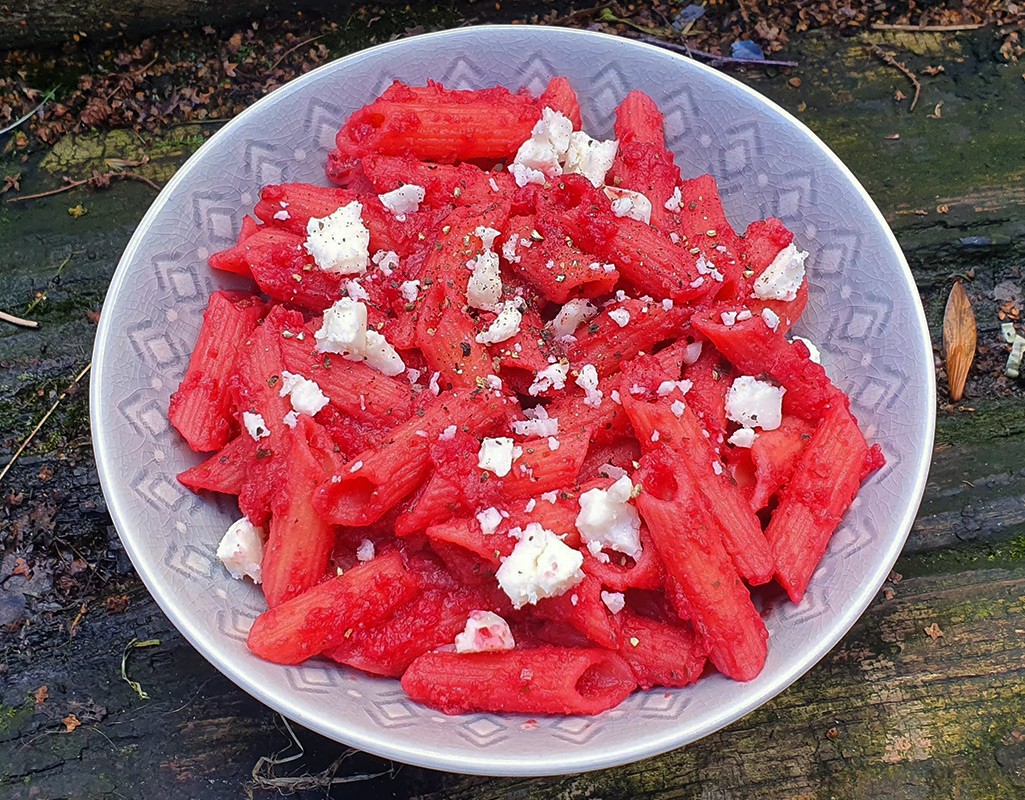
943,281 -> 976,402
62,713 -> 81,732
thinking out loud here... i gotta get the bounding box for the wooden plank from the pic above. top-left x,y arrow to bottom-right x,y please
2,557 -> 1024,797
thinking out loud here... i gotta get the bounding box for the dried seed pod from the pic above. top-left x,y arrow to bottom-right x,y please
942,281 -> 976,402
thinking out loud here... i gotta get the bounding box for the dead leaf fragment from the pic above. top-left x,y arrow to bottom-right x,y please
11,557 -> 30,578
884,133 -> 900,140
943,281 -> 976,402
34,686 -> 49,705
928,102 -> 944,118
788,77 -> 802,88
62,713 -> 81,732
924,623 -> 944,642
922,65 -> 945,76
937,204 -> 950,214
68,204 -> 88,218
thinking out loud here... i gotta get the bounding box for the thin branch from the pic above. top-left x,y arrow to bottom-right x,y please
634,33 -> 798,68
0,362 -> 91,485
871,44 -> 922,112
5,170 -> 161,204
246,715 -> 392,794
871,22 -> 984,32
268,34 -> 326,72
0,310 -> 39,329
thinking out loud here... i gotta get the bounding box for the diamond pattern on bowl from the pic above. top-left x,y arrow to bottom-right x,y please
457,716 -> 509,746
92,26 -> 933,775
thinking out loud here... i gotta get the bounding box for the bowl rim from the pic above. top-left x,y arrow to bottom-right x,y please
91,23 -> 936,776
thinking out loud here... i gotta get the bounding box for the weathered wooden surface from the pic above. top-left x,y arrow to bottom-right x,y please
1,24 -> 1024,800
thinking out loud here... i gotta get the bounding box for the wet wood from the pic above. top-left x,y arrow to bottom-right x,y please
1,25 -> 1023,800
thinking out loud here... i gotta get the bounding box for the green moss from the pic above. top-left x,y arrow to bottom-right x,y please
897,536 -> 1025,580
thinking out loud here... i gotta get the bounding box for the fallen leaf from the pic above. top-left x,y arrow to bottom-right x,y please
788,77 -> 802,88
928,101 -> 944,119
62,713 -> 81,732
922,65 -> 945,76
924,623 -> 944,642
68,204 -> 88,218
883,588 -> 895,600
11,557 -> 30,578
937,204 -> 950,214
943,281 -> 976,402
105,594 -> 129,614
895,89 -> 906,102
34,686 -> 48,705
826,726 -> 841,740
884,133 -> 900,140
796,101 -> 807,112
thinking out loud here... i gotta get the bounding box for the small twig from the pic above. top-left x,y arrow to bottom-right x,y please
105,56 -> 159,103
268,34 -> 326,72
6,170 -> 161,204
0,89 -> 56,136
121,637 -> 161,700
247,715 -> 392,794
0,361 -> 91,485
635,34 -> 798,68
871,22 -> 984,32
0,310 -> 39,329
871,44 -> 922,112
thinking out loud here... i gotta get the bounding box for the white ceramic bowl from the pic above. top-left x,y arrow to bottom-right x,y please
91,25 -> 935,776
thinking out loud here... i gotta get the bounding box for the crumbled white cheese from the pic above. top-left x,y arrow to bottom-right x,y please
725,376 -> 785,431
599,463 -> 628,480
315,298 -> 404,375
721,311 -> 738,326
315,297 -> 367,355
664,186 -> 683,212
344,279 -> 369,302
371,249 -> 399,276
399,280 -> 421,303
279,370 -> 329,417
216,517 -> 264,583
361,330 -> 406,376
752,243 -> 808,301
608,308 -> 631,328
439,424 -> 457,442
695,253 -> 724,282
242,411 -> 269,441
304,201 -> 370,275
728,428 -> 758,448
475,300 -> 523,345
474,226 -> 501,251
562,131 -> 618,187
282,410 -> 299,428
356,539 -> 376,562
466,248 -> 502,310
477,507 -> 504,535
485,374 -> 502,392
512,406 -> 559,438
604,186 -> 653,224
762,307 -> 781,331
656,379 -> 692,397
552,298 -> 598,339
511,107 -> 574,186
478,437 -> 515,477
670,399 -> 687,418
454,610 -> 515,653
528,362 -> 569,396
792,335 -> 822,364
737,309 -> 752,321
547,437 -> 560,451
683,341 -> 703,365
501,235 -> 521,264
378,184 -> 425,221
509,162 -> 546,187
496,523 -> 584,609
601,590 -> 626,614
273,209 -> 290,221
575,475 -> 642,558
575,364 -> 603,408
